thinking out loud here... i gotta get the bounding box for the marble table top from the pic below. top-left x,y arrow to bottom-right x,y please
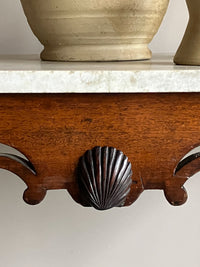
0,54 -> 200,93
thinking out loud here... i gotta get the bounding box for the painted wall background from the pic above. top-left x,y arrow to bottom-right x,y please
0,1 -> 200,267
0,1 -> 188,55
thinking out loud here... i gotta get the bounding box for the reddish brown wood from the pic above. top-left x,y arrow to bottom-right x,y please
0,93 -> 199,209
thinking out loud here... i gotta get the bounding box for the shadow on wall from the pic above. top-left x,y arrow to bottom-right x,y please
149,0 -> 188,53
0,168 -> 200,267
0,0 -> 42,54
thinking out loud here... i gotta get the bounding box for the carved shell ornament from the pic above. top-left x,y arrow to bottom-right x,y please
77,146 -> 133,210
1,143 -> 200,210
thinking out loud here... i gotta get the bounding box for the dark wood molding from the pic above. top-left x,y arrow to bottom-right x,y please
0,93 -> 200,210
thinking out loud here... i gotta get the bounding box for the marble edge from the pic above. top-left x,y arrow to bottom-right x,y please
0,69 -> 200,93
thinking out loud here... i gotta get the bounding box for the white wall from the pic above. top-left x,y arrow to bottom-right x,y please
0,1 -> 189,55
1,1 -> 200,267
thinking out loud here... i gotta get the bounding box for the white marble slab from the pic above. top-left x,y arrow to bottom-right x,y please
0,54 -> 200,93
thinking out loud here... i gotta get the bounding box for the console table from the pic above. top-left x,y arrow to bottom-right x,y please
0,55 -> 200,210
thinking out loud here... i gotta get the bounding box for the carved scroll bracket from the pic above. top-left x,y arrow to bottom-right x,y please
0,144 -> 199,211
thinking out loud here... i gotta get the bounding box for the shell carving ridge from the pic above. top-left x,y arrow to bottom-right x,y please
78,146 -> 132,210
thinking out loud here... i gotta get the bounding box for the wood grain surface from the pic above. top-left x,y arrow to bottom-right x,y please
0,93 -> 199,208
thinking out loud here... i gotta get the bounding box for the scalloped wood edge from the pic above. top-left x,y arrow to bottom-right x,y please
0,94 -> 200,210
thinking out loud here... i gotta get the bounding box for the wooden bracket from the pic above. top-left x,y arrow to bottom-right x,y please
0,144 -> 199,210
0,94 -> 200,210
